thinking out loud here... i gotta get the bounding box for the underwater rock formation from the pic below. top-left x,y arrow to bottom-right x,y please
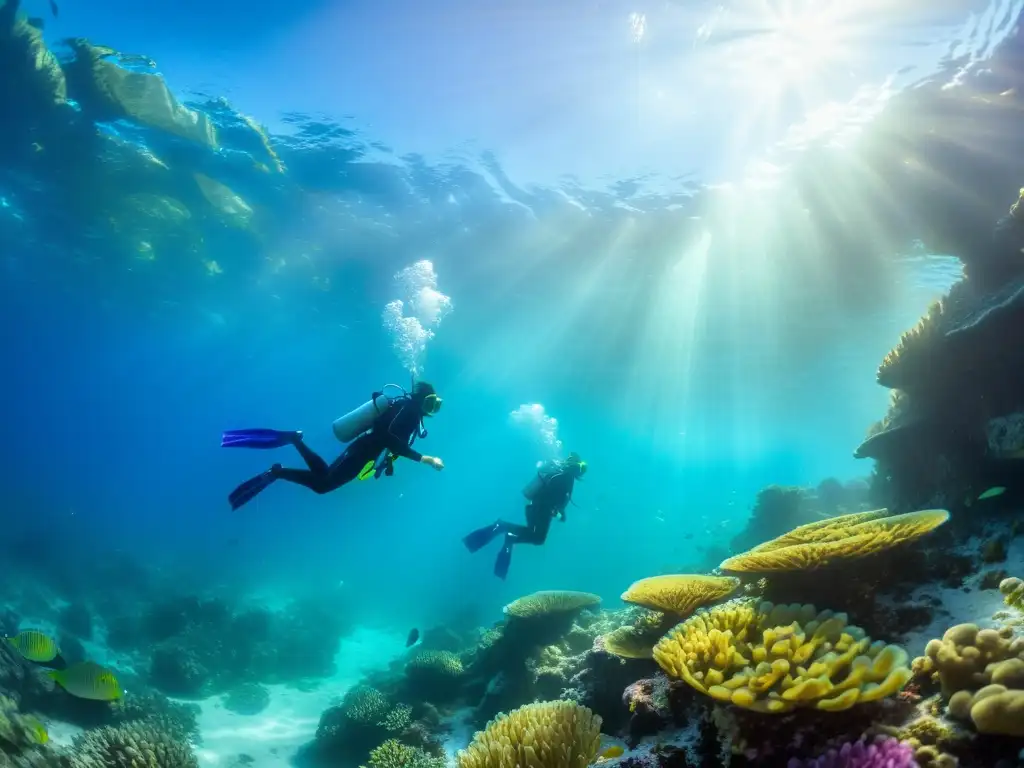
857,201 -> 1024,512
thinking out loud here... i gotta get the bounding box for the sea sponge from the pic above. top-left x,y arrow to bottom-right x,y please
916,620 -> 1024,736
720,509 -> 949,572
999,576 -> 1024,610
620,575 -> 740,616
653,600 -> 913,713
503,592 -> 601,619
456,701 -> 601,768
70,720 -> 198,768
916,623 -> 1024,697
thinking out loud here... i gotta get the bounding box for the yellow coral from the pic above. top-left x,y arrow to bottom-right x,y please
406,650 -> 464,677
720,509 -> 949,572
503,591 -> 601,619
456,701 -> 601,768
743,509 -> 892,554
652,600 -> 913,714
602,626 -> 657,659
877,300 -> 945,386
1000,576 -> 1024,610
620,575 -> 740,616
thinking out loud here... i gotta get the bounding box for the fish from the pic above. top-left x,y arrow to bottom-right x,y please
406,628 -> 419,647
978,487 -> 1006,501
21,715 -> 47,745
6,630 -> 59,663
598,745 -> 625,759
48,0 -> 58,17
47,661 -> 123,701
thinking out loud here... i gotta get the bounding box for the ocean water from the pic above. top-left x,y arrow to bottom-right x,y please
3,0 -> 1024,766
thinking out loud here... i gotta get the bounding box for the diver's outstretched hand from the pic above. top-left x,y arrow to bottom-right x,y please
421,455 -> 445,471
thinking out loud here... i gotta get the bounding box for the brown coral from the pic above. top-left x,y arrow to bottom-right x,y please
456,701 -> 601,768
720,509 -> 949,572
620,574 -> 740,616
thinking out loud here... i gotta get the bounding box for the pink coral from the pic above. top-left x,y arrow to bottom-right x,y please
787,736 -> 918,768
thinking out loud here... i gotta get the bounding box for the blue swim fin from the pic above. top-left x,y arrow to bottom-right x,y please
494,539 -> 513,580
228,466 -> 279,510
221,429 -> 302,449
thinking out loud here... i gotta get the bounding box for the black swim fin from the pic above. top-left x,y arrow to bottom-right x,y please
494,539 -> 513,580
228,466 -> 279,510
462,522 -> 503,553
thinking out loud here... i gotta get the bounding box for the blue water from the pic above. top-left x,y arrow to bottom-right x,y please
0,0 -> 1012,642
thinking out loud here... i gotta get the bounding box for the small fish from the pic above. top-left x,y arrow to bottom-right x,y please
21,715 -> 47,745
406,628 -> 419,647
47,661 -> 122,701
7,631 -> 59,663
48,0 -> 58,17
599,745 -> 625,759
978,487 -> 1006,501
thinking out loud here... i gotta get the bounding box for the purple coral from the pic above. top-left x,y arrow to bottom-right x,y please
787,736 -> 918,768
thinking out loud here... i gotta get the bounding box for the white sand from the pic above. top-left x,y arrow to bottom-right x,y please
47,625 -> 412,767
194,625 -> 409,767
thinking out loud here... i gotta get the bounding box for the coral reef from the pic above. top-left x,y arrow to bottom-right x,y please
785,735 -> 917,768
456,701 -> 601,768
653,600 -> 913,713
720,509 -> 950,573
69,719 -> 198,768
222,683 -> 270,716
363,739 -> 445,768
620,576 -> 740,617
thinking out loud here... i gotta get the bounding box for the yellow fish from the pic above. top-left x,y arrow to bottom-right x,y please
47,661 -> 123,701
6,631 -> 58,663
599,746 -> 625,759
21,715 -> 47,745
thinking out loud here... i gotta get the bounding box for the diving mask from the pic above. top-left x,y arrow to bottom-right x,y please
422,393 -> 443,416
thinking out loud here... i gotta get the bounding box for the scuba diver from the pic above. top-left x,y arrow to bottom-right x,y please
461,452 -> 587,580
222,381 -> 444,511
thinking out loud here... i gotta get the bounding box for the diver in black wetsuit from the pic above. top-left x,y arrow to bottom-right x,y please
224,382 -> 444,510
462,452 -> 587,579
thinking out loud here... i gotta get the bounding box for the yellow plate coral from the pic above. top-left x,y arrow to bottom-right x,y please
652,600 -> 913,713
720,509 -> 949,572
620,574 -> 740,616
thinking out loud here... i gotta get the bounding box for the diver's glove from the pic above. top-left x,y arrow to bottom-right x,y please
420,455 -> 445,471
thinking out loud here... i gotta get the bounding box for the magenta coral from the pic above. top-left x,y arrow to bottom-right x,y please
787,736 -> 918,768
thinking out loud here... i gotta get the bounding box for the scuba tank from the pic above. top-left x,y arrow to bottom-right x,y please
332,392 -> 393,443
523,460 -> 560,500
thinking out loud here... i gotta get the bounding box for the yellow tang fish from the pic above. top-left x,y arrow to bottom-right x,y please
599,746 -> 625,759
6,631 -> 59,663
47,661 -> 123,701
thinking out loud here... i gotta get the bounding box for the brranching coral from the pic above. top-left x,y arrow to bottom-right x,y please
456,701 -> 601,768
653,600 -> 913,713
786,736 -> 918,768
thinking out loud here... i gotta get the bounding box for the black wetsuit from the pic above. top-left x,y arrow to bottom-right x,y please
275,398 -> 424,494
502,467 -> 575,545
462,460 -> 578,579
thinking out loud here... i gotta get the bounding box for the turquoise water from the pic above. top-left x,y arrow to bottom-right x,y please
1,0 -> 1022,764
